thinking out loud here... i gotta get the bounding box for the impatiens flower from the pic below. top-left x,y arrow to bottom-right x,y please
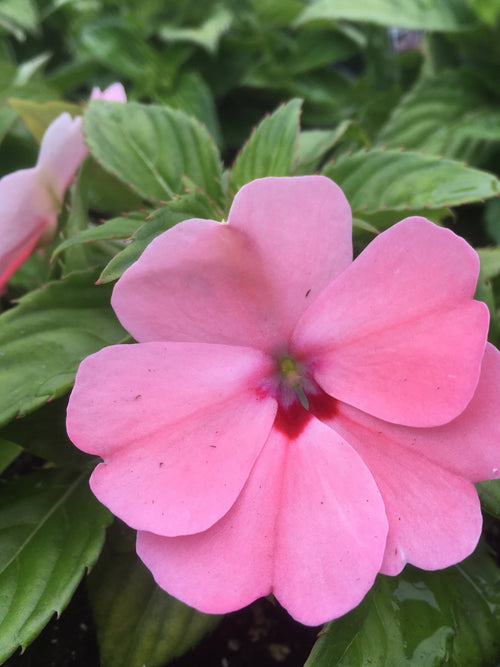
0,82 -> 126,292
66,176 -> 500,626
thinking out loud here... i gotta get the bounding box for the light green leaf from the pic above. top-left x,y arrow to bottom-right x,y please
305,545 -> 500,666
99,192 -> 216,284
0,439 -> 22,474
0,0 -> 39,40
8,97 -> 82,142
295,0 -> 476,31
88,524 -> 220,667
323,149 -> 500,214
0,270 -> 126,428
477,247 -> 500,281
52,214 -> 146,260
84,100 -> 225,207
0,469 -> 111,662
159,4 -> 233,54
231,99 -> 302,191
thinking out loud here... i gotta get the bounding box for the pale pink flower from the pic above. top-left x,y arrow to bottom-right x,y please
0,83 -> 125,291
66,176 -> 500,625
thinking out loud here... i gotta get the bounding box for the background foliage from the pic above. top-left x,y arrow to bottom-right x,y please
2,0 -> 500,665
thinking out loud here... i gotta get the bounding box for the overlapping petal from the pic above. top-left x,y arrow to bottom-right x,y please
137,416 -> 388,626
112,176 -> 352,351
67,342 -> 277,536
292,217 -> 489,427
324,403 -> 483,575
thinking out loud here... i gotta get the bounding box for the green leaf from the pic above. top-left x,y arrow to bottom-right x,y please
159,70 -> 222,146
305,545 -> 500,666
52,214 -> 146,260
99,191 -> 217,284
0,270 -> 126,428
295,0 -> 476,31
376,70 -> 495,161
323,149 -> 500,214
88,523 -> 220,667
296,121 -> 369,175
84,100 -> 225,207
8,98 -> 82,142
230,99 -> 302,191
0,0 -> 39,40
158,4 -> 233,54
0,439 -> 23,474
0,398 -> 94,469
0,469 -> 111,662
477,479 -> 500,519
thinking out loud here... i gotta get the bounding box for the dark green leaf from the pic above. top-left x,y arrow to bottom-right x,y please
158,4 -> 233,54
0,439 -> 23,474
84,100 -> 225,207
477,479 -> 500,519
0,270 -> 126,428
305,545 -> 500,666
230,99 -> 302,191
88,523 -> 220,667
323,149 -> 500,214
0,469 -> 111,662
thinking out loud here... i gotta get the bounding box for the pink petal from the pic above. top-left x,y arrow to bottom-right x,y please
36,113 -> 88,202
330,343 -> 500,483
91,82 -> 127,102
0,168 -> 56,290
137,417 -> 388,626
112,176 -> 352,351
273,417 -> 387,624
137,430 -> 287,615
67,342 -> 277,535
292,217 -> 489,426
325,403 -> 483,575
227,176 -> 353,336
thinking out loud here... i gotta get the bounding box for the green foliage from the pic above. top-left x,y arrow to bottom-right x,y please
0,270 -> 126,427
99,191 -> 217,283
84,100 -> 225,207
0,468 -> 111,662
306,546 -> 500,666
323,149 -> 500,216
230,98 -> 302,190
88,523 -> 220,667
296,0 -> 476,31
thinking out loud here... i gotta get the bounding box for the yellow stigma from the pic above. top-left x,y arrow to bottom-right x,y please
279,356 -> 301,388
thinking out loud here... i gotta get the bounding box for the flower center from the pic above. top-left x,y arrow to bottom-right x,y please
272,353 -> 337,439
278,355 -> 309,410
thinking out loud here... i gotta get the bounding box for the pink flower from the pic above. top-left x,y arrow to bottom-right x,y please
66,176 -> 500,625
0,83 -> 126,291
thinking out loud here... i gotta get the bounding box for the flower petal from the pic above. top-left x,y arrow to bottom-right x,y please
137,416 -> 388,626
137,431 -> 286,615
91,82 -> 127,102
292,217 -> 489,426
227,176 -> 353,336
67,342 -> 277,535
112,176 -> 352,351
0,168 -> 55,290
273,417 -> 387,625
36,113 -> 88,202
325,403 -> 483,575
